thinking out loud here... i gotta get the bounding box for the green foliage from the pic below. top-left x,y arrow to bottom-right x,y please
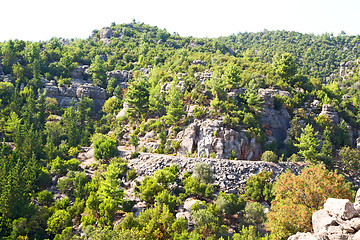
261,151 -> 278,163
92,133 -> 118,161
339,146 -> 360,171
46,210 -> 72,235
215,192 -> 244,215
193,162 -> 213,184
244,171 -> 273,203
240,202 -> 266,227
294,124 -> 320,163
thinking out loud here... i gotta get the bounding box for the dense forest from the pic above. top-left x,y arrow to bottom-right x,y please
1,20 -> 360,239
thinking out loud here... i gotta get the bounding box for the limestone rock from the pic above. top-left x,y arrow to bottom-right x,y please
354,188 -> 360,212
312,209 -> 337,234
288,232 -> 317,240
319,104 -> 340,125
324,198 -> 359,220
116,102 -> 132,119
177,119 -> 261,160
41,79 -> 106,111
259,88 -> 292,144
100,27 -> 113,39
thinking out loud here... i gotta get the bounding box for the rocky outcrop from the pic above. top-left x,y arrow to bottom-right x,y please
259,88 -> 292,144
128,153 -> 304,194
99,27 -> 113,45
42,79 -> 106,111
288,190 -> 360,240
71,65 -> 89,79
177,119 -> 261,160
319,104 -> 340,125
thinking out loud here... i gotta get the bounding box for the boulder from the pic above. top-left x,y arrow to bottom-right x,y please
319,104 -> 340,125
324,198 -> 359,220
312,209 -> 337,234
100,27 -> 113,39
288,232 -> 317,240
116,102 -> 132,119
259,88 -> 292,144
354,188 -> 360,212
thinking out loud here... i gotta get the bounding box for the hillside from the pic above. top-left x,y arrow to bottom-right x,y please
0,21 -> 360,239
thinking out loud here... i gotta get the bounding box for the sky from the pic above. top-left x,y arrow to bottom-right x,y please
1,0 -> 359,42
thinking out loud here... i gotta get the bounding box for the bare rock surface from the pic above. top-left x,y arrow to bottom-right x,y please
177,119 -> 261,160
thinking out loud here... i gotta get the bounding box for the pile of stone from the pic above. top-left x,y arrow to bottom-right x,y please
289,189 -> 360,240
128,153 -> 304,194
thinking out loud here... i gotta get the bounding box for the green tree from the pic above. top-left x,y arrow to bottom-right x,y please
244,171 -> 273,203
46,210 -> 72,235
124,77 -> 150,119
92,134 -> 118,161
273,53 -> 297,80
294,124 -> 320,162
339,146 -> 360,171
165,83 -> 185,125
89,55 -> 107,88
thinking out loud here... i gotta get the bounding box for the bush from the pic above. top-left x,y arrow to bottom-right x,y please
240,202 -> 266,227
92,134 -> 118,161
261,151 -> 278,163
266,164 -> 352,239
244,171 -> 273,203
339,146 -> 360,171
37,190 -> 55,206
193,163 -> 213,184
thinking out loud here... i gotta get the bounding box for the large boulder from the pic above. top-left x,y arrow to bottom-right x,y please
324,198 -> 358,220
177,119 -> 261,160
319,104 -> 340,125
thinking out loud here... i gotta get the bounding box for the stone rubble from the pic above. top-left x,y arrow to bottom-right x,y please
128,153 -> 305,194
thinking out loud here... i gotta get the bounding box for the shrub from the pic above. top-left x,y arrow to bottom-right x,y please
261,151 -> 278,163
193,163 -> 213,184
244,171 -> 273,203
339,146 -> 360,171
240,202 -> 266,227
92,134 -> 118,161
266,164 -> 352,239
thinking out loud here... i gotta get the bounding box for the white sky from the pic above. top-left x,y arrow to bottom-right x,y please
0,0 -> 359,42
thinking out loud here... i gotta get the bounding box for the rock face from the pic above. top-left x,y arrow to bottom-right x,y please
128,153 -> 304,194
319,104 -> 340,125
106,70 -> 132,88
177,119 -> 261,160
42,79 -> 106,111
99,27 -> 113,44
258,88 -> 292,144
288,190 -> 360,240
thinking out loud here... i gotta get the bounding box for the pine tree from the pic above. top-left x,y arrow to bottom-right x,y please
165,83 -> 184,125
294,124 -> 320,163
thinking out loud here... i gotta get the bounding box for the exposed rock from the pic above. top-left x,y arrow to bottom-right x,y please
41,79 -> 106,111
128,153 -> 304,194
288,232 -> 317,240
177,119 -> 261,160
324,198 -> 358,220
191,60 -> 207,66
312,209 -> 336,234
354,188 -> 360,212
258,88 -> 292,144
116,102 -> 132,119
71,65 -> 88,79
107,70 -> 132,83
289,196 -> 360,240
319,104 -> 340,125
